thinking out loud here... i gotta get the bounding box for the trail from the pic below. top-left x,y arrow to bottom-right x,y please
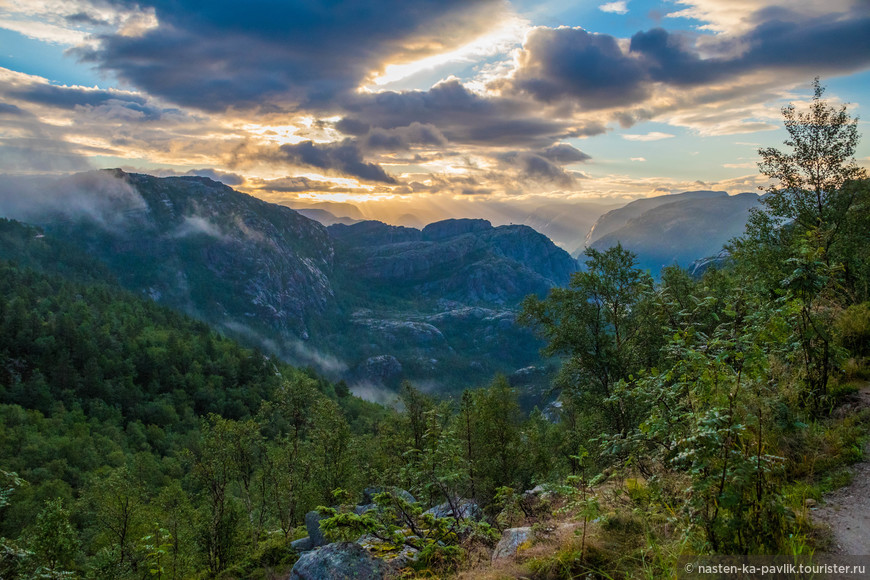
812,384 -> 870,555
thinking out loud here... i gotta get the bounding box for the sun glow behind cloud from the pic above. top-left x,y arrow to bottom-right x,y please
367,14 -> 530,88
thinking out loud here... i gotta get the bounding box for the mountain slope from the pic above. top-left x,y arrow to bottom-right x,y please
323,218 -> 576,393
589,192 -> 761,273
329,218 -> 576,305
585,190 -> 726,247
2,170 -> 336,347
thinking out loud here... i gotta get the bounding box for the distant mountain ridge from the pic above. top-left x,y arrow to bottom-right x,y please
585,190 -> 726,247
329,218 -> 576,305
588,191 -> 761,273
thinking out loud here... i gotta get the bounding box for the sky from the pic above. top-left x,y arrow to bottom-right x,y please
1,0 -> 869,220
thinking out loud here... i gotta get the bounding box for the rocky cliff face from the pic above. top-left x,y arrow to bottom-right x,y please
35,170 -> 336,342
329,218 -> 576,305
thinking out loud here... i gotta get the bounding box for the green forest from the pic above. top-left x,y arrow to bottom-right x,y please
1,82 -> 869,579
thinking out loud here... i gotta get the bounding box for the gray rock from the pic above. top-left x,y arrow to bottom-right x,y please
354,503 -> 378,515
290,536 -> 313,552
425,499 -> 481,521
492,527 -> 533,561
357,355 -> 403,383
357,535 -> 420,568
289,542 -> 389,579
523,484 -> 554,500
305,510 -> 330,548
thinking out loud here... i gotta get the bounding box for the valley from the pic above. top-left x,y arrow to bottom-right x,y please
0,170 -> 767,401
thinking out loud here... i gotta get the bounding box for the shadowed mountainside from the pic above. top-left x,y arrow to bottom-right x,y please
588,191 -> 761,274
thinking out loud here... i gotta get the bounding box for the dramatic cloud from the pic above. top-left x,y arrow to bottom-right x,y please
540,143 -> 591,164
1,0 -> 868,205
271,140 -> 397,184
247,176 -> 373,195
499,2 -> 870,115
500,27 -> 649,109
506,152 -> 579,186
76,0 -> 509,111
339,79 -> 605,149
360,123 -> 448,151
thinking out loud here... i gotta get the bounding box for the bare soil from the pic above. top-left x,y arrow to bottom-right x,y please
812,384 -> 870,555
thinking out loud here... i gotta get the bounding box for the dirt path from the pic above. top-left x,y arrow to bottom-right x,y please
812,384 -> 870,555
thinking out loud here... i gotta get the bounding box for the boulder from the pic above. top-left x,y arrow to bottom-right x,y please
305,510 -> 330,548
354,503 -> 378,515
492,527 -> 534,561
289,542 -> 389,579
290,536 -> 314,552
357,535 -> 420,568
425,499 -> 481,521
357,355 -> 403,383
523,484 -> 553,500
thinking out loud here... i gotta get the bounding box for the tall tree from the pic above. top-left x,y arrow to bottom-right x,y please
757,78 -> 866,254
521,244 -> 654,437
747,79 -> 868,411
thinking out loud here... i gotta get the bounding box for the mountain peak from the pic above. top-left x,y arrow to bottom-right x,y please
422,218 -> 492,241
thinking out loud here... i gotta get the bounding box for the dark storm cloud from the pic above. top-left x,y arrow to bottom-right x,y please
362,123 -> 447,151
82,0 -> 504,111
66,11 -> 110,26
540,143 -> 590,164
732,6 -> 870,73
503,27 -> 649,108
9,83 -> 147,110
6,83 -> 173,122
339,80 -> 599,149
497,151 -> 579,186
274,140 -> 397,184
0,103 -> 27,116
501,4 -> 870,110
629,7 -> 870,85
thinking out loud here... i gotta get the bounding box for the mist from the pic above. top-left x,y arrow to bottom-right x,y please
0,171 -> 146,228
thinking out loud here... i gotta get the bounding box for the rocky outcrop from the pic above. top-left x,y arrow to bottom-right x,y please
492,527 -> 534,561
289,542 -> 389,580
421,218 -> 492,241
356,355 -> 403,384
329,218 -> 576,306
305,510 -> 331,548
352,318 -> 446,346
425,499 -> 481,521
329,220 -> 421,245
